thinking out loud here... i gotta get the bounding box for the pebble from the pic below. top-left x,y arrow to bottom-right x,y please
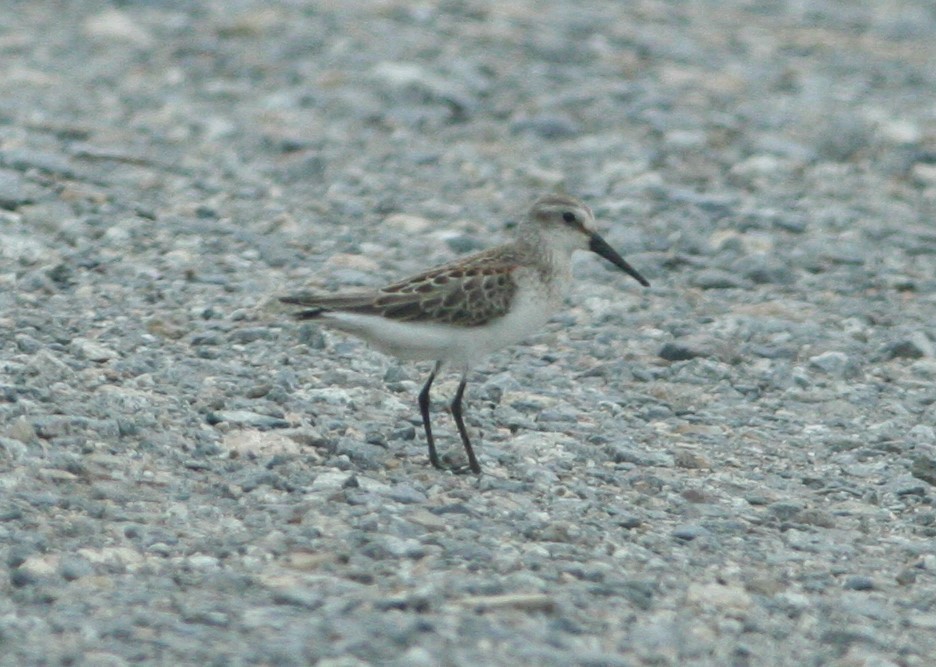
8,416 -> 37,443
511,115 -> 581,139
689,269 -> 748,289
843,575 -> 876,591
672,525 -> 709,541
0,148 -> 74,177
808,351 -> 851,377
228,327 -> 275,343
729,254 -> 796,285
881,332 -> 934,359
206,410 -> 290,430
460,593 -> 556,613
83,8 -> 154,46
381,484 -> 428,505
383,213 -> 433,233
71,338 -> 118,362
686,583 -> 752,610
0,169 -> 30,209
658,334 -> 737,363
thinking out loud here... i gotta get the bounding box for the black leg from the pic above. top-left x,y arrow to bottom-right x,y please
451,374 -> 481,474
418,361 -> 443,470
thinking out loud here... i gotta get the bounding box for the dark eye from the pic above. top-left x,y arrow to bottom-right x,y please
562,211 -> 577,224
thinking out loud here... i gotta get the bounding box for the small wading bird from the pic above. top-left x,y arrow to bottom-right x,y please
281,194 -> 649,474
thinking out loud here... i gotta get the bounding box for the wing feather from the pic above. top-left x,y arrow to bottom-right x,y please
280,246 -> 521,327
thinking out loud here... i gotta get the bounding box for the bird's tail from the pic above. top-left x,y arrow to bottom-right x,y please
279,291 -> 377,319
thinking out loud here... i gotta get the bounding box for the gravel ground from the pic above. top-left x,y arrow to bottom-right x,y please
2,1 -> 936,665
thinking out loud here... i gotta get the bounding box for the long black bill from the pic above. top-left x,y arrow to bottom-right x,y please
589,232 -> 650,287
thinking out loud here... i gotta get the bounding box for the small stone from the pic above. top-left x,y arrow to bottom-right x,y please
907,425 -> 935,445
658,341 -> 699,361
0,169 -> 29,209
10,568 -> 40,588
687,582 -> 752,610
689,269 -> 747,289
83,8 -> 153,46
14,333 -> 42,354
382,484 -> 428,504
71,338 -> 118,362
371,61 -> 475,118
0,149 -> 74,177
511,114 -> 580,139
896,569 -> 917,586
821,244 -> 865,266
730,154 -> 788,178
271,587 -> 325,610
816,117 -> 870,161
278,152 -> 326,183
445,234 -> 485,254
59,555 -> 95,581
147,318 -> 188,340
604,443 -> 672,467
187,554 -> 220,570
382,365 -> 410,383
520,165 -> 565,188
808,351 -> 850,377
222,430 -> 301,457
638,404 -> 673,420
245,384 -> 271,399
843,575 -> 875,591
672,524 -> 708,541
309,471 -> 355,492
767,501 -> 803,521
9,416 -> 37,443
460,593 -> 556,613
729,255 -> 795,285
228,327 -> 274,343
363,535 -> 425,559
297,324 -> 327,348
882,332 -> 934,360
18,553 -> 59,579
911,457 -> 936,486
393,647 -> 436,667
906,613 -> 936,629
384,213 -> 433,233
673,449 -> 711,469
795,509 -> 836,528
206,410 -> 290,430
659,335 -> 738,363
333,438 -> 387,469
911,162 -> 936,186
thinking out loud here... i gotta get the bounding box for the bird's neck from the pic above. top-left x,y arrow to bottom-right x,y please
519,239 -> 572,300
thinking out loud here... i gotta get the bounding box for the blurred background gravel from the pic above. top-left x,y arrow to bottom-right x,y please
1,1 -> 935,665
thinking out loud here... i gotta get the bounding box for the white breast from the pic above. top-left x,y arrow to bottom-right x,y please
319,272 -> 561,370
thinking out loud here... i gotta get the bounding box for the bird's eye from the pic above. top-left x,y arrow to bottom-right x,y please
562,211 -> 577,224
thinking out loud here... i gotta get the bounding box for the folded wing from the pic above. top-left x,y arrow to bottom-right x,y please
280,247 -> 520,327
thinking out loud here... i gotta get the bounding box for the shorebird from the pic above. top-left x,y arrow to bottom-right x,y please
281,194 -> 649,474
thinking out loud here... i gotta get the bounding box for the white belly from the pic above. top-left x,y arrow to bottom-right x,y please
320,285 -> 556,369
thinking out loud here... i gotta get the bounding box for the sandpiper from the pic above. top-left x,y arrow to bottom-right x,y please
281,194 -> 649,474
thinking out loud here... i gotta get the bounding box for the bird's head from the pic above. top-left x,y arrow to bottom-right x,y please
523,194 -> 650,287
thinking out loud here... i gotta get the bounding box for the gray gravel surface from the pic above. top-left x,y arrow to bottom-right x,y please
2,1 -> 936,665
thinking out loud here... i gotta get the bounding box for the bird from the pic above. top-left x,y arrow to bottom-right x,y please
280,193 -> 649,474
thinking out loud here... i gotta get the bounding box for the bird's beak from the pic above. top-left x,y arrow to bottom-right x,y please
588,232 -> 650,287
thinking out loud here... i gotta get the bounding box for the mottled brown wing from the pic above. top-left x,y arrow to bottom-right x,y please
281,246 -> 521,326
373,247 -> 520,326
